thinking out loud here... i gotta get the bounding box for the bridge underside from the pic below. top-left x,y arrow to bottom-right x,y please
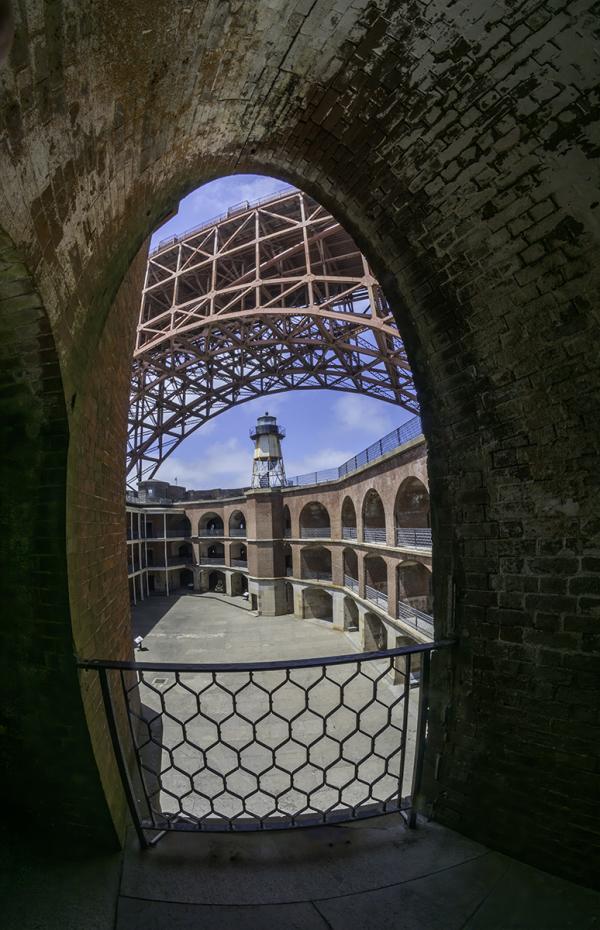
128,189 -> 418,483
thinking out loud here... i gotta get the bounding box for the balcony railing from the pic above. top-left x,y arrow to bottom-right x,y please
395,528 -> 432,549
231,559 -> 248,567
299,526 -> 331,539
397,600 -> 435,637
301,569 -> 332,581
198,527 -> 224,537
77,638 -> 452,845
229,528 -> 246,537
344,574 -> 359,593
365,585 -> 389,610
199,557 -> 225,565
287,415 -> 422,487
363,527 -> 387,544
342,526 -> 357,540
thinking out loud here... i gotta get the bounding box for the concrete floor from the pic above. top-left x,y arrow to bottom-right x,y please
6,595 -> 600,928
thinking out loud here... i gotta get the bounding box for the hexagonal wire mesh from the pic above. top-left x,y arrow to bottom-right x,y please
79,641 -> 451,846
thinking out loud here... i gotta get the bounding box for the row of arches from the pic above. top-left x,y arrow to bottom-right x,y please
197,510 -> 246,537
286,476 -> 430,548
287,544 -> 432,619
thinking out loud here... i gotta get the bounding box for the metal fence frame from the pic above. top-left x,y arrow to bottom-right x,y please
78,639 -> 452,848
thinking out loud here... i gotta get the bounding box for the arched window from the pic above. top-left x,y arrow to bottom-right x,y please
362,489 -> 386,544
394,477 -> 431,548
299,502 -> 330,539
341,497 -> 357,540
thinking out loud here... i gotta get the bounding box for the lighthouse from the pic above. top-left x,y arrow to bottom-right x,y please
250,412 -> 287,488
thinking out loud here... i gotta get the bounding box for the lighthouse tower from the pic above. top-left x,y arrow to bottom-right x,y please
250,412 -> 287,489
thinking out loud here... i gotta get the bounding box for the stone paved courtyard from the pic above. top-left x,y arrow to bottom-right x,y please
130,593 -> 419,826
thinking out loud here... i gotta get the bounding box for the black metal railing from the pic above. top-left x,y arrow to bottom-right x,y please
365,584 -> 389,610
299,526 -> 331,539
395,527 -> 432,549
364,527 -> 387,545
288,415 -> 422,487
78,639 -> 452,847
397,600 -> 435,637
199,527 -> 225,537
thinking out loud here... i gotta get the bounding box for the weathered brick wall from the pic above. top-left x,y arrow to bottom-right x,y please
0,0 -> 598,882
0,228 -> 117,847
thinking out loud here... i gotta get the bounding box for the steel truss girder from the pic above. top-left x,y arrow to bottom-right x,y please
129,189 -> 419,483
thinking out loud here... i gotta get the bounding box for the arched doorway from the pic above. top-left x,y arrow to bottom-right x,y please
230,572 -> 248,597
303,587 -> 333,623
363,611 -> 387,651
208,571 -> 226,593
343,596 -> 359,632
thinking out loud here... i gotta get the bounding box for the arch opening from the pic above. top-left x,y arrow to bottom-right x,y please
343,548 -> 359,592
303,587 -> 333,623
300,546 -> 332,582
362,489 -> 386,545
364,555 -> 388,610
229,510 -> 246,536
299,502 -> 331,539
395,477 -> 430,549
341,497 -> 357,540
199,513 -> 224,537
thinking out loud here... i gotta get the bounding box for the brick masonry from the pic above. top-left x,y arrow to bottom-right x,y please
0,0 -> 598,883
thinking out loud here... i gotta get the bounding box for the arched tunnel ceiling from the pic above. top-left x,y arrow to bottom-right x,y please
128,187 -> 419,482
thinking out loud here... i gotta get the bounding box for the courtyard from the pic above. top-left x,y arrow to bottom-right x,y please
129,594 -> 420,830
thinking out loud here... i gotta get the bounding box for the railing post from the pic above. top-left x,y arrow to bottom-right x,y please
409,649 -> 431,828
97,666 -> 149,848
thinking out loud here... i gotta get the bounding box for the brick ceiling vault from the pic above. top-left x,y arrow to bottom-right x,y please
129,188 -> 418,482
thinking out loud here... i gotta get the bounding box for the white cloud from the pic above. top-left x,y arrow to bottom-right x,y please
155,437 -> 251,490
285,447 -> 356,478
335,395 -> 393,435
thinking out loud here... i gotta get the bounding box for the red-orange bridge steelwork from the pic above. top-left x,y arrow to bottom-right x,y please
128,188 -> 418,483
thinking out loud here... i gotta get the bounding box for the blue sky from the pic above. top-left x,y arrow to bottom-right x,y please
151,175 -> 412,490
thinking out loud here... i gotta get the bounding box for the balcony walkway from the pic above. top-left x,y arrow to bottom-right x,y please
6,814 -> 599,929
7,595 -> 598,928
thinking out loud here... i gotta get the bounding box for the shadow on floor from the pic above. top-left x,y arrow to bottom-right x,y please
6,816 -> 599,929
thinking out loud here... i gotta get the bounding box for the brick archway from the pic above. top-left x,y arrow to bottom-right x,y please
0,1 -> 598,883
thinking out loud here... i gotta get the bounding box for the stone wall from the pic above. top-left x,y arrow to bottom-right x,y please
0,0 -> 598,883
